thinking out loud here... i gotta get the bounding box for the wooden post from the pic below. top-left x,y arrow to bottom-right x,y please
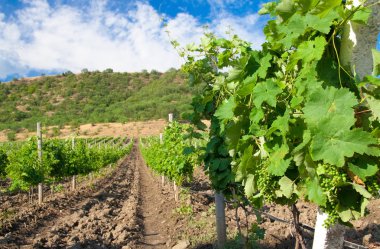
215,192 -> 227,248
37,122 -> 43,204
71,175 -> 76,191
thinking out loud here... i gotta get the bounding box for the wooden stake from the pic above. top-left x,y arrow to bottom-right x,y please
215,192 -> 226,248
72,175 -> 76,191
38,183 -> 43,204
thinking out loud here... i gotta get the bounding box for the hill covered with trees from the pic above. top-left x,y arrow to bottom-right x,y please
0,69 -> 199,132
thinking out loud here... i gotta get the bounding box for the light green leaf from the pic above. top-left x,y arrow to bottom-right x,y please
306,178 -> 326,206
339,209 -> 353,222
311,129 -> 377,167
277,176 -> 295,198
244,174 -> 256,197
351,7 -> 372,25
227,69 -> 243,82
268,144 -> 291,176
361,198 -> 369,217
252,79 -> 282,108
348,161 -> 378,180
351,183 -> 372,199
367,96 -> 380,121
373,49 -> 380,76
215,96 -> 236,120
288,37 -> 327,69
292,130 -> 311,154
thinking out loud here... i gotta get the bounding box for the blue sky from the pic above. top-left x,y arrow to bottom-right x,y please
0,0 -> 378,82
0,0 -> 270,81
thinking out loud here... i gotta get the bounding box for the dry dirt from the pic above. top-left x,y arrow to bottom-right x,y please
0,144 -> 379,249
0,120 -> 167,142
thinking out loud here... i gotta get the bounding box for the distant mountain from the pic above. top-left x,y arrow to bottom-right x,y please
0,69 -> 200,132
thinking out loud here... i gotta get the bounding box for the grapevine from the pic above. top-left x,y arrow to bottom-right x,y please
176,0 -> 380,244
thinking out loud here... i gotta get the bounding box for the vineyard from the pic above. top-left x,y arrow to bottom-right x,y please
0,0 -> 380,248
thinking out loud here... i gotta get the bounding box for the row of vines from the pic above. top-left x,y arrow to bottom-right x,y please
143,0 -> 380,248
0,136 -> 132,191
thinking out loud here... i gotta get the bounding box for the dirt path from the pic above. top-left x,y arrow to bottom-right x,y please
136,149 -> 176,248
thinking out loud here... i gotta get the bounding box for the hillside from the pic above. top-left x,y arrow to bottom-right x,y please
0,69 -> 199,133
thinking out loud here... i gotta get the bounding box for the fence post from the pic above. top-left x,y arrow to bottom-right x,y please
215,192 -> 227,248
37,122 -> 43,205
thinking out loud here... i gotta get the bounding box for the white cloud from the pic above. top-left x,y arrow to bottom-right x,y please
0,0 -> 266,80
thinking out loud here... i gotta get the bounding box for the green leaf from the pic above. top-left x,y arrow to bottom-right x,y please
304,10 -> 338,34
361,198 -> 369,217
288,37 -> 327,69
367,96 -> 380,121
268,144 -> 291,176
292,130 -> 311,154
244,174 -> 256,197
311,129 -> 377,167
227,69 -> 243,82
275,0 -> 296,20
373,49 -> 380,76
267,111 -> 290,138
339,209 -> 354,222
351,7 -> 372,25
306,177 -> 326,206
348,161 -> 378,180
303,87 -> 357,132
215,96 -> 236,120
277,176 -> 295,198
257,54 -> 272,79
310,0 -> 341,17
351,183 -> 372,199
252,79 -> 282,108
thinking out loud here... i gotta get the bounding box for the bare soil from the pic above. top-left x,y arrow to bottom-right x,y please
0,144 -> 379,249
0,120 -> 167,142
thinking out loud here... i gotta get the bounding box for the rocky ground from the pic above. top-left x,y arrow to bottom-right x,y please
0,143 -> 379,249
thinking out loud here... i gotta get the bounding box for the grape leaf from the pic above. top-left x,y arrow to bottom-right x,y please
373,49 -> 380,76
252,79 -> 282,108
351,7 -> 372,25
244,174 -> 256,197
257,54 -> 272,79
367,96 -> 380,121
277,176 -> 295,198
348,161 -> 378,180
351,183 -> 372,198
268,144 -> 291,176
303,87 -> 357,132
288,36 -> 327,69
305,177 -> 326,206
215,96 -> 236,120
310,128 -> 377,167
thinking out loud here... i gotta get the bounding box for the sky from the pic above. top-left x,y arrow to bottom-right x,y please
0,0 -> 270,81
0,0 -> 379,82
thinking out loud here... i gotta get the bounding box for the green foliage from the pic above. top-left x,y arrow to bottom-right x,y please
140,122 -> 201,185
2,137 -> 132,190
6,131 -> 16,141
0,70 -> 200,131
0,148 -> 8,178
179,0 -> 380,227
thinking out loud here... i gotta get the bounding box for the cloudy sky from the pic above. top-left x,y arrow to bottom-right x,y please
0,0 -> 271,81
